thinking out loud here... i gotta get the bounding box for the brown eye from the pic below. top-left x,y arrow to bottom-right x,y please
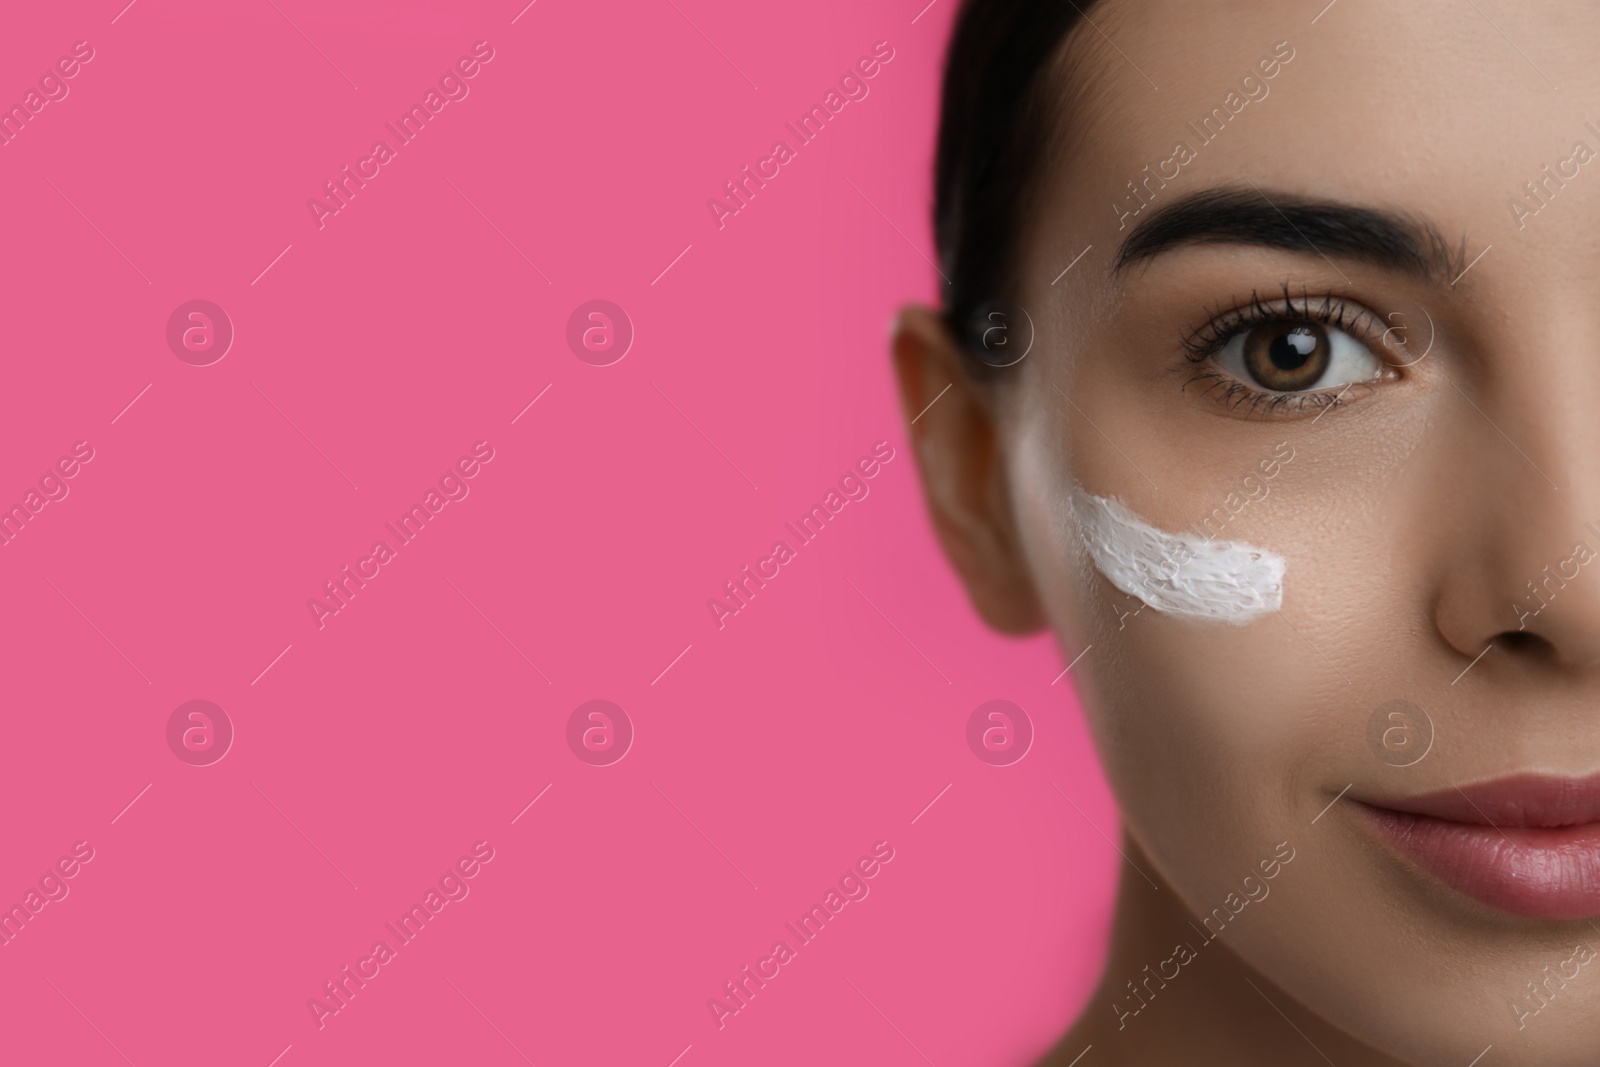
1241,321 -> 1329,391
1204,302 -> 1388,414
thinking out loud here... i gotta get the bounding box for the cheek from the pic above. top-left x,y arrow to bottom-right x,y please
1008,385 -> 1329,882
1009,333 -> 1442,841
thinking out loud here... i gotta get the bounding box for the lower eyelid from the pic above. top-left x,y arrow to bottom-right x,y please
1182,367 -> 1382,421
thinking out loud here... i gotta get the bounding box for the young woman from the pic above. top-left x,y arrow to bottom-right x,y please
894,1 -> 1600,1063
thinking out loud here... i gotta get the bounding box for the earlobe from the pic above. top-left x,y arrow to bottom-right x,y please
891,305 -> 1045,635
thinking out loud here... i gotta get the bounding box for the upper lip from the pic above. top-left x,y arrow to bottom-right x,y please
1365,774 -> 1600,829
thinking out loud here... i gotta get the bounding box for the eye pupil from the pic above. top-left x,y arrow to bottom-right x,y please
1244,320 -> 1330,390
1270,327 -> 1318,369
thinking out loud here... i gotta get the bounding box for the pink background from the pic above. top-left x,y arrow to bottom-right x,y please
0,1 -> 1114,1063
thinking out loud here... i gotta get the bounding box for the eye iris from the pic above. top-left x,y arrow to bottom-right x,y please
1244,321 -> 1329,391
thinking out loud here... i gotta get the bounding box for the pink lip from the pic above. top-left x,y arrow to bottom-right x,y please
1360,774 -> 1600,921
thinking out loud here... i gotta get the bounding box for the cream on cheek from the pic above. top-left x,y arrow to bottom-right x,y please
1068,488 -> 1285,624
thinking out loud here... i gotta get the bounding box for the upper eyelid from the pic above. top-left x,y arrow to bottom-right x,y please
1180,289 -> 1384,359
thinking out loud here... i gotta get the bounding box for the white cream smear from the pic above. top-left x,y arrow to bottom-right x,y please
1069,488 -> 1285,624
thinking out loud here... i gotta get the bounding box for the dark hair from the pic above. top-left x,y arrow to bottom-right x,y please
934,1 -> 1096,364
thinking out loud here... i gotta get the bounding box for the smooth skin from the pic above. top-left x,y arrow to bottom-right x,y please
895,2 -> 1600,1064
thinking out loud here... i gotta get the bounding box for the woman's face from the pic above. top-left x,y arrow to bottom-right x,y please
900,0 -> 1600,1061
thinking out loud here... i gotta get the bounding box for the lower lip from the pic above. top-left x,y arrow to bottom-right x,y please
1362,804 -> 1600,920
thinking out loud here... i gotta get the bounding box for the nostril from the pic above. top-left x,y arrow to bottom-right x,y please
1492,630 -> 1555,657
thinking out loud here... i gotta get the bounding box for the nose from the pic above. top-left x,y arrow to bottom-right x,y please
1433,381 -> 1600,672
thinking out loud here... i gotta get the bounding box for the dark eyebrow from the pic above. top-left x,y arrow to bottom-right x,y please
1113,186 -> 1466,283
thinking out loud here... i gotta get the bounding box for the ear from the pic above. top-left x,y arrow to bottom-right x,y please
892,305 -> 1044,635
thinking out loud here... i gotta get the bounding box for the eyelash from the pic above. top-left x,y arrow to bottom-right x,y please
1177,285 -> 1389,420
